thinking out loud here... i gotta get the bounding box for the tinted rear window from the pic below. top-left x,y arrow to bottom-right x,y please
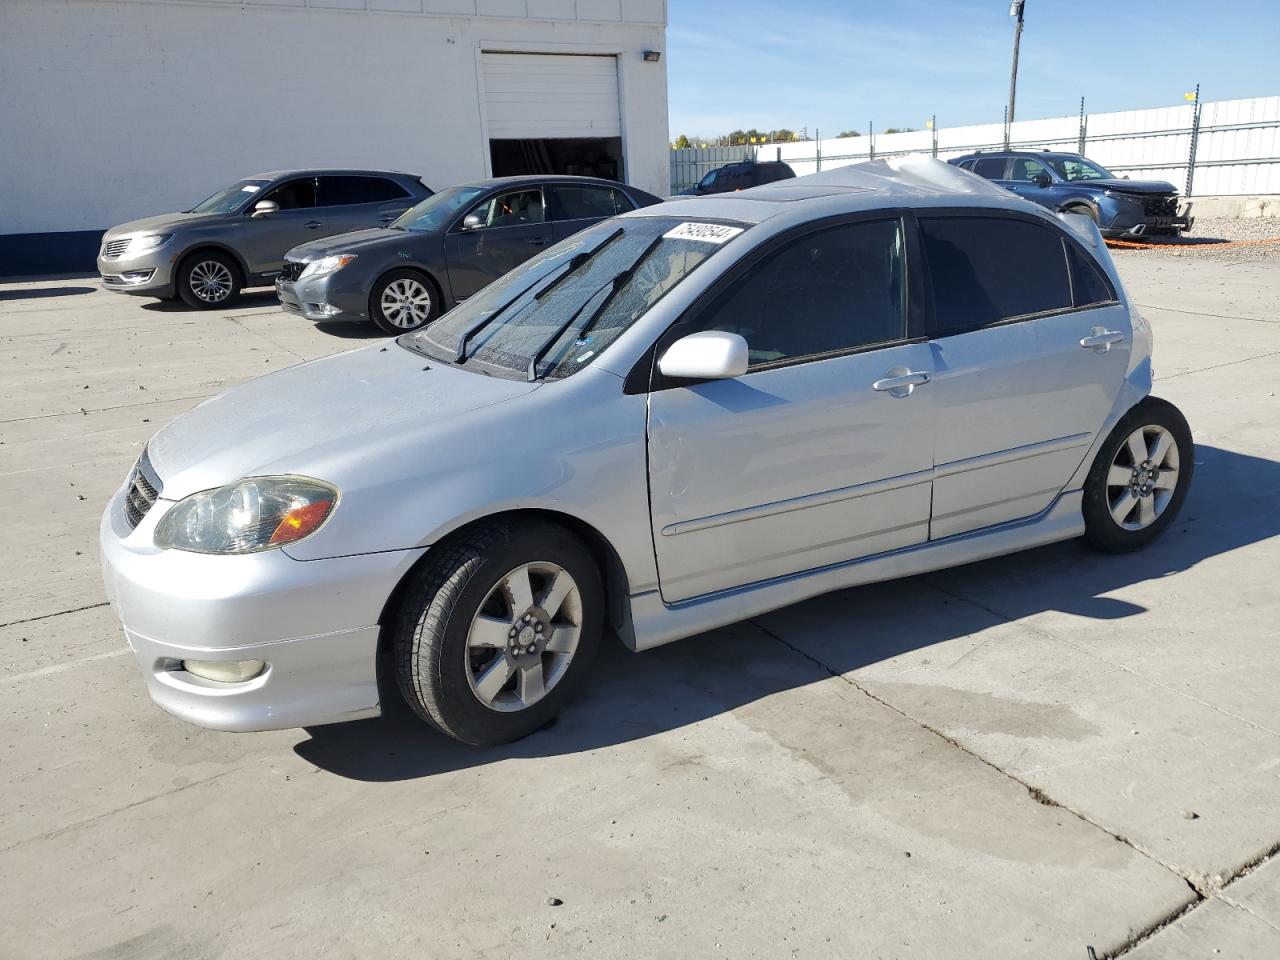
319,176 -> 409,206
920,216 -> 1072,336
1067,243 -> 1116,307
549,185 -> 634,220
971,157 -> 1007,179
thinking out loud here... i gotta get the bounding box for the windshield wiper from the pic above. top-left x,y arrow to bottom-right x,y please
453,227 -> 624,363
526,234 -> 663,382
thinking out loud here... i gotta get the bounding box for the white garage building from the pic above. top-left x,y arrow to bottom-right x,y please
0,0 -> 669,274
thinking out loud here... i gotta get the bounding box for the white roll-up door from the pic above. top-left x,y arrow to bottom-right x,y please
482,52 -> 621,139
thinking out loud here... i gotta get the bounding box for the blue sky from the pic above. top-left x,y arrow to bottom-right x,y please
667,0 -> 1280,139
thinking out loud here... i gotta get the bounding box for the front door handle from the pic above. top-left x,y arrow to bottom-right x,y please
1080,327 -> 1125,352
528,238 -> 549,247
378,214 -> 397,223
873,369 -> 930,398
305,220 -> 323,230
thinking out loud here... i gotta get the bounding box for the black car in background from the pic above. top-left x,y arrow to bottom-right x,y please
277,175 -> 662,333
682,160 -> 796,195
949,151 -> 1192,238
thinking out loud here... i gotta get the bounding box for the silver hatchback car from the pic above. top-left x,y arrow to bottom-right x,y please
100,157 -> 1192,746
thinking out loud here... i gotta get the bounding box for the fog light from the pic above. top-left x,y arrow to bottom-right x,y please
306,302 -> 341,317
120,269 -> 155,285
182,659 -> 266,683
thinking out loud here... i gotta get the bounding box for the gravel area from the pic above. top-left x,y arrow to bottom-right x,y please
1109,216 -> 1280,263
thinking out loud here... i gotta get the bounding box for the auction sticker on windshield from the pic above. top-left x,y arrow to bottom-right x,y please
663,222 -> 744,244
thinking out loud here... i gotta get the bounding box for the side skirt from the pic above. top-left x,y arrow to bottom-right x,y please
620,490 -> 1084,652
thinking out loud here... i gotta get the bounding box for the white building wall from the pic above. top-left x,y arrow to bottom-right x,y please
0,0 -> 669,236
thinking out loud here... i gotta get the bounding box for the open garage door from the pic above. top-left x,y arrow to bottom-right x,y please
482,52 -> 624,182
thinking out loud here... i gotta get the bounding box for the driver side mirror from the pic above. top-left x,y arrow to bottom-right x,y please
461,213 -> 484,231
1033,173 -> 1052,188
250,200 -> 279,219
658,331 -> 749,381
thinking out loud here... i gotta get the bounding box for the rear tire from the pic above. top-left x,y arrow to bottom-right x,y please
391,520 -> 603,746
177,250 -> 241,309
1082,397 -> 1193,553
370,269 -> 441,335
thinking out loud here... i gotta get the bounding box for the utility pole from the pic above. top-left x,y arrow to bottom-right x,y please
1007,0 -> 1026,136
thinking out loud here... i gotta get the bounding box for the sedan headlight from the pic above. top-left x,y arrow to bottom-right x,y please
299,254 -> 357,281
154,477 -> 338,555
126,234 -> 172,255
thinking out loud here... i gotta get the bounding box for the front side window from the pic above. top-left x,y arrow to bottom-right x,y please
920,216 -> 1072,336
1049,157 -> 1114,182
1009,158 -> 1050,181
971,157 -> 1008,180
392,185 -> 488,232
260,178 -> 316,210
698,170 -> 718,190
685,219 -> 906,367
191,179 -> 271,214
318,176 -> 409,206
402,217 -> 743,380
466,188 -> 545,229
549,186 -> 633,221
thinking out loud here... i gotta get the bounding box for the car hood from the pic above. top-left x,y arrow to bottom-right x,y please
1083,179 -> 1178,196
103,211 -> 219,240
286,227 -> 413,262
147,342 -> 538,499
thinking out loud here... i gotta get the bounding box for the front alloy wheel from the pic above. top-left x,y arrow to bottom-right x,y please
371,269 -> 440,334
178,251 -> 241,309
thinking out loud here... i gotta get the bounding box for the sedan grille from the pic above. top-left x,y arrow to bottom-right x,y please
279,261 -> 306,282
101,238 -> 131,260
1142,195 -> 1177,217
124,449 -> 162,531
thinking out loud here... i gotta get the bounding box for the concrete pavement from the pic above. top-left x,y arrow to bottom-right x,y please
2,257 -> 1277,959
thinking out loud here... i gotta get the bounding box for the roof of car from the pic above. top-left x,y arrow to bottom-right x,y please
955,150 -> 1083,161
246,168 -> 419,181
637,155 -> 1028,225
451,174 -> 642,191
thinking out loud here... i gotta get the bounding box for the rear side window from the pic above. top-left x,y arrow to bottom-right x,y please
971,157 -> 1007,180
688,218 -> 906,367
920,216 -> 1072,336
318,176 -> 410,206
549,186 -> 634,221
1066,243 -> 1116,307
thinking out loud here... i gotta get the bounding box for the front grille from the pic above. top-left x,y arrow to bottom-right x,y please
279,260 -> 305,282
101,238 -> 131,260
124,449 -> 162,531
1142,195 -> 1177,217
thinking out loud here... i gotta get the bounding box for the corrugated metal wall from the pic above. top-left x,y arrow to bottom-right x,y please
671,97 -> 1280,196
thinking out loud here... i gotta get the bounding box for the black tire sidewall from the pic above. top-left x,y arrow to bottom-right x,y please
1083,396 -> 1194,553
395,522 -> 603,746
177,251 -> 241,309
370,268 -> 441,335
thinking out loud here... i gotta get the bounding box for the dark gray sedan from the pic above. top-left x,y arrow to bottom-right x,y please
276,175 -> 662,333
97,169 -> 430,308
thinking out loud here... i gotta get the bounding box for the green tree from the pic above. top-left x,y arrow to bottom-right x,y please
883,127 -> 917,134
772,128 -> 795,143
836,129 -> 862,138
727,128 -> 746,146
673,134 -> 691,149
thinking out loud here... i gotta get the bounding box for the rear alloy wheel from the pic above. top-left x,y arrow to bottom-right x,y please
371,269 -> 440,334
1083,397 -> 1193,552
178,251 -> 240,309
392,520 -> 603,746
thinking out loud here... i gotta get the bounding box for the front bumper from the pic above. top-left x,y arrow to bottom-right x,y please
99,479 -> 426,731
276,270 -> 367,323
97,250 -> 175,297
1101,200 -> 1194,238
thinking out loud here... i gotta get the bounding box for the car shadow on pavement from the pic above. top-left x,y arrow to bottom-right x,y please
313,322 -> 388,341
293,443 -> 1279,781
0,285 -> 97,300
140,290 -> 280,312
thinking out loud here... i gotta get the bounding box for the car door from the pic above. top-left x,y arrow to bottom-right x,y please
546,184 -> 635,243
918,212 -> 1131,539
240,176 -> 321,276
646,216 -> 935,603
444,187 -> 553,301
968,156 -> 1009,184
1002,156 -> 1061,212
316,175 -> 415,235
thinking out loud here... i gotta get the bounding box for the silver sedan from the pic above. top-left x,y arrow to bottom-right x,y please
100,157 -> 1193,746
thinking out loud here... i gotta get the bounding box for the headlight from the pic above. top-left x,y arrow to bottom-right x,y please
154,476 -> 338,555
299,254 -> 357,281
126,234 -> 172,255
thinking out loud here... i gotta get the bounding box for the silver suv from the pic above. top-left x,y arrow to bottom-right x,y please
96,169 -> 430,309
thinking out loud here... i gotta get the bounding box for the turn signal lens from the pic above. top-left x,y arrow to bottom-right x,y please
270,498 -> 333,545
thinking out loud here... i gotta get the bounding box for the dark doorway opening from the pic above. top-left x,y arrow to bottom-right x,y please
489,137 -> 624,181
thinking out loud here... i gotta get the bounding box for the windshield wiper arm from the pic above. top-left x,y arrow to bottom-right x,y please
453,227 -> 624,363
526,233 -> 663,382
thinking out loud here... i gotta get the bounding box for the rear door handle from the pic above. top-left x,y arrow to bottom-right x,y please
305,220 -> 323,230
873,370 -> 930,397
1080,327 -> 1125,352
528,238 -> 549,247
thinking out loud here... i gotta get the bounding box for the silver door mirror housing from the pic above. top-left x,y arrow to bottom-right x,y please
461,213 -> 484,231
251,200 -> 279,219
658,331 -> 749,381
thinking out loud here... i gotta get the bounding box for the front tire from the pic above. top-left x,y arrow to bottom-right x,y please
177,251 -> 241,309
1082,397 -> 1193,553
392,520 -> 603,746
370,269 -> 441,334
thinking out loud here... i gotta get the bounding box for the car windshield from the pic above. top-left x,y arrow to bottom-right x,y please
401,216 -> 746,380
392,185 -> 489,232
190,179 -> 270,214
1048,157 -> 1114,182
